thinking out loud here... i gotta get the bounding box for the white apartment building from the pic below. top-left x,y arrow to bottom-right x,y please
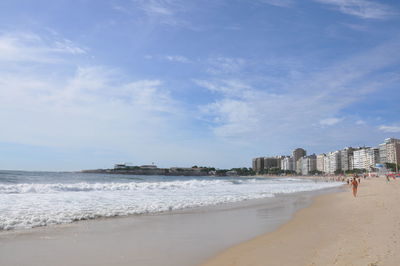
353,147 -> 380,170
281,156 -> 294,171
353,148 -> 367,169
379,138 -> 400,165
340,147 -> 355,172
323,155 -> 330,174
327,151 -> 341,174
366,148 -> 380,169
316,154 -> 326,173
301,155 -> 317,175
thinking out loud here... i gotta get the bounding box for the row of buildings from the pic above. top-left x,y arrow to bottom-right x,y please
252,138 -> 400,175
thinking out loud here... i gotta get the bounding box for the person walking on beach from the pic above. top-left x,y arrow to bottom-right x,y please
351,178 -> 358,197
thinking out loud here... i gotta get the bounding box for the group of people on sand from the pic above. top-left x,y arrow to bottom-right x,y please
348,173 -> 397,197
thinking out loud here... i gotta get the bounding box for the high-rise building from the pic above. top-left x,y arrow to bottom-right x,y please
353,148 -> 370,170
327,151 -> 341,174
292,148 -> 306,173
323,155 -> 330,174
316,154 -> 326,173
366,148 -> 380,169
379,138 -> 400,165
340,147 -> 355,172
301,154 -> 317,175
263,157 -> 279,169
252,157 -> 265,172
281,156 -> 294,171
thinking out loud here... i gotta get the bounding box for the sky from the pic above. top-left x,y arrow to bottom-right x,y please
0,0 -> 399,171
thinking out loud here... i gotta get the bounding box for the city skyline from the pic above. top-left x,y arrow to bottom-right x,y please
0,0 -> 400,171
252,137 -> 400,175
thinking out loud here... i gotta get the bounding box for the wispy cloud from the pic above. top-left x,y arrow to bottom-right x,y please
0,31 -> 86,63
313,0 -> 396,19
259,0 -> 294,8
164,55 -> 190,63
378,125 -> 400,133
128,0 -> 193,28
206,56 -> 246,75
0,31 -> 184,152
320,118 -> 342,126
195,40 -> 400,150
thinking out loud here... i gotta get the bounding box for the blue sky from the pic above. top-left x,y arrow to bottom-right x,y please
0,0 -> 399,171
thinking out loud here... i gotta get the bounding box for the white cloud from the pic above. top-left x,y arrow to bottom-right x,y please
195,40 -> 400,149
0,32 -> 85,63
206,56 -> 246,75
164,55 -> 190,63
53,39 -> 87,54
129,0 -> 192,28
356,120 -> 366,125
320,117 -> 342,126
0,31 -> 184,152
194,79 -> 252,98
313,0 -> 395,19
378,125 -> 400,133
259,0 -> 294,8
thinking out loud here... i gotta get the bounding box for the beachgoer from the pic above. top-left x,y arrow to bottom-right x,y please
386,175 -> 390,182
351,178 -> 358,197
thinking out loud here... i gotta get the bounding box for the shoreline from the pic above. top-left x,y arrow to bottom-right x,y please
0,182 -> 342,266
203,177 -> 400,266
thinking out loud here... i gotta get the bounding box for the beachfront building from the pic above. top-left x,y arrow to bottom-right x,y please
292,148 -> 306,173
264,157 -> 279,169
366,148 -> 380,170
340,147 -> 355,172
281,156 -> 294,171
301,154 -> 317,175
275,156 -> 285,170
353,148 -> 370,170
327,151 -> 341,174
316,154 -> 326,173
379,138 -> 400,165
296,159 -> 303,175
352,147 -> 379,170
252,157 -> 264,172
323,155 -> 330,174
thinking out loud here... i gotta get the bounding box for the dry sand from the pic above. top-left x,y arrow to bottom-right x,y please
203,177 -> 400,266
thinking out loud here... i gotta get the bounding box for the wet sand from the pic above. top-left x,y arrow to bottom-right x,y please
0,187 -> 340,266
204,177 -> 400,266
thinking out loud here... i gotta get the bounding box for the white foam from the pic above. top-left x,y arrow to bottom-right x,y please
0,178 -> 342,230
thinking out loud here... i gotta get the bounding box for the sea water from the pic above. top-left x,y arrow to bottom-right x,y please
0,171 -> 342,230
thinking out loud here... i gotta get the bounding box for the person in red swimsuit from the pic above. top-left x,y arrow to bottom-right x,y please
351,178 -> 358,197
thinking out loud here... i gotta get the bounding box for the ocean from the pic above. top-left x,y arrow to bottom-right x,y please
0,170 -> 342,231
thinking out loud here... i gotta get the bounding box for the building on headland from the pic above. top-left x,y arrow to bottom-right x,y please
114,163 -> 134,169
379,138 -> 400,165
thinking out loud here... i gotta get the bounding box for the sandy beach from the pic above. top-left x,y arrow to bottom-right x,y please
204,177 -> 400,266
